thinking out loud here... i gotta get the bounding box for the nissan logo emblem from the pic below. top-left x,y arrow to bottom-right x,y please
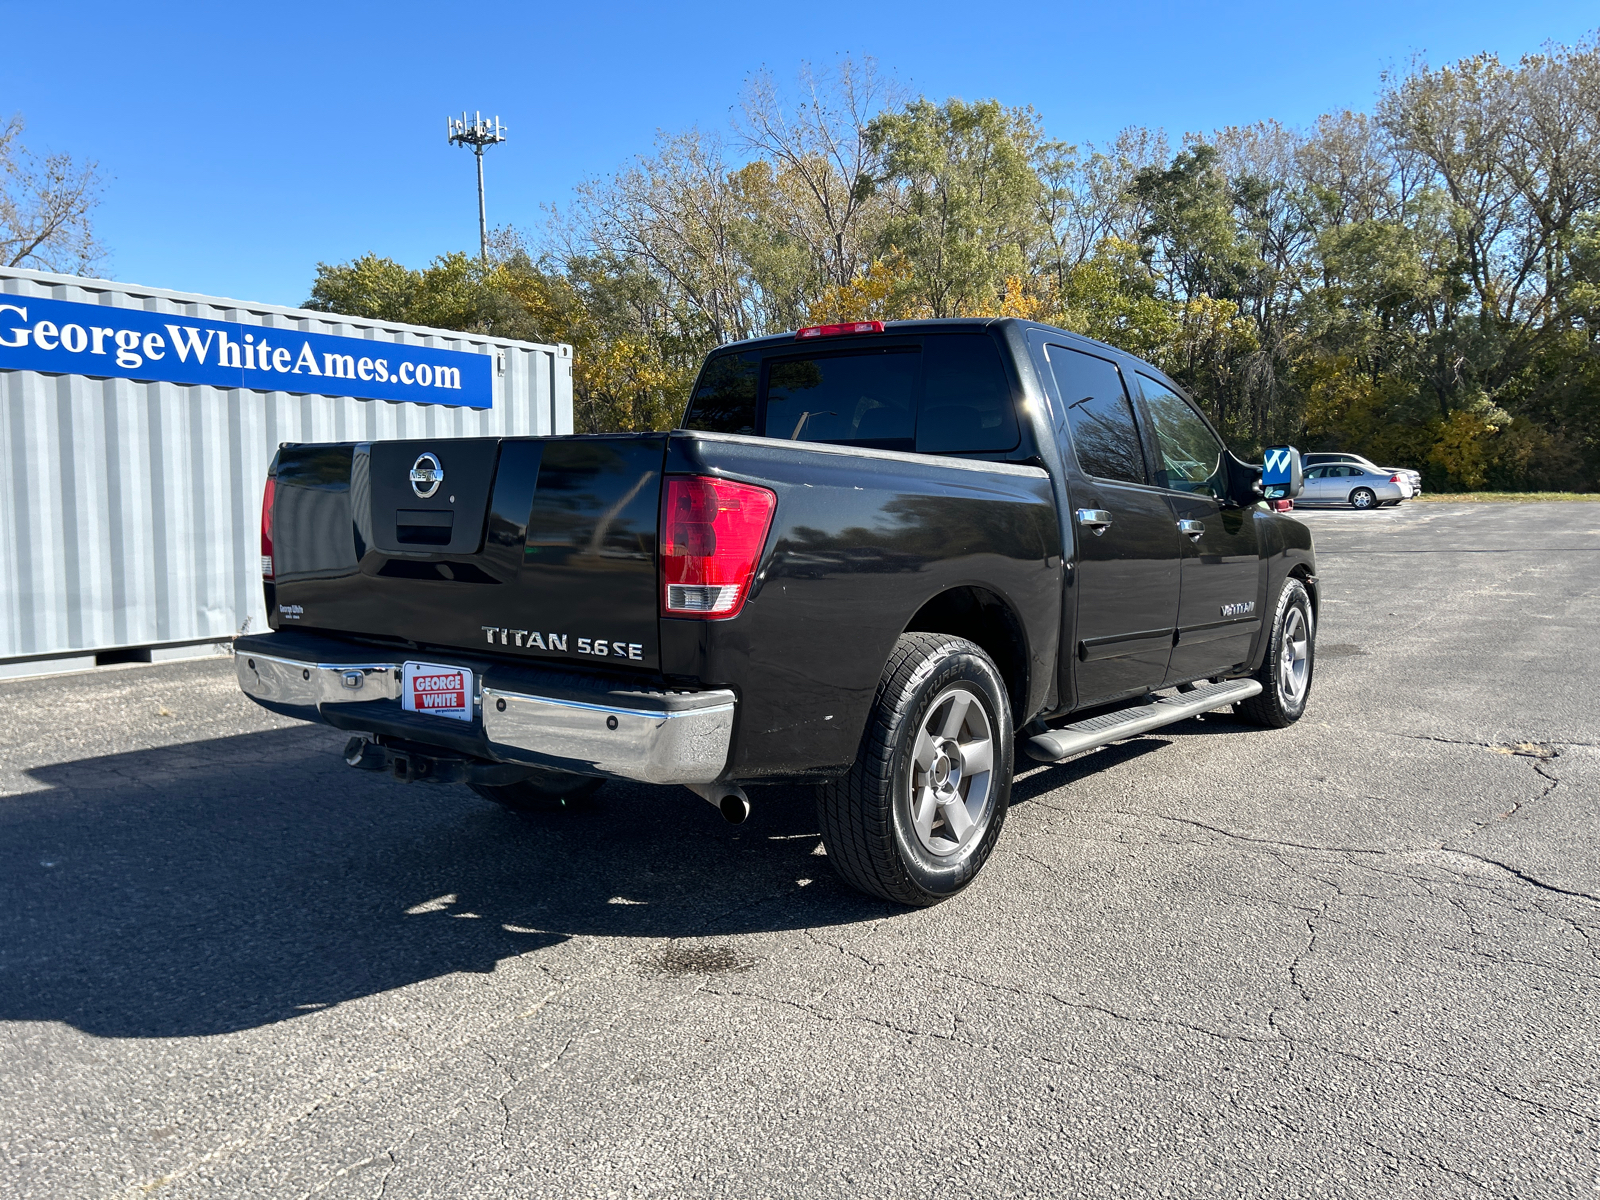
409,452 -> 443,499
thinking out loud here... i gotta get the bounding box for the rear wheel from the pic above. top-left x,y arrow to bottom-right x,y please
1350,487 -> 1377,510
471,768 -> 604,813
817,633 -> 1012,906
1235,578 -> 1314,728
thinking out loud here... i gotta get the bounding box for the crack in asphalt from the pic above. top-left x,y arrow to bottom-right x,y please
707,959 -> 1599,1129
370,1151 -> 399,1199
1085,746 -> 1596,909
478,1046 -> 519,1156
1432,848 -> 1600,905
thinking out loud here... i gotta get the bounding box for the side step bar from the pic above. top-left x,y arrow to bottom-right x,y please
1024,679 -> 1263,763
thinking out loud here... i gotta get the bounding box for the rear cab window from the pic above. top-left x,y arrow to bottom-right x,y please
683,351 -> 759,436
682,333 -> 1019,456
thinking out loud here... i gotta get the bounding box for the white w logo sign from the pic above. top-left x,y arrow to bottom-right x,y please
1264,449 -> 1292,474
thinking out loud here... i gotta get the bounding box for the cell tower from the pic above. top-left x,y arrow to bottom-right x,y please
447,111 -> 508,264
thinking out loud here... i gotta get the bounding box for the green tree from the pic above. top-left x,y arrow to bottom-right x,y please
865,98 -> 1048,316
305,253 -> 420,321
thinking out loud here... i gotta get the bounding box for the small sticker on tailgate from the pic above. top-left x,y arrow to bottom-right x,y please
401,661 -> 474,722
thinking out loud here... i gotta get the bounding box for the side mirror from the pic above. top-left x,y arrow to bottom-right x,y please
1261,446 -> 1303,500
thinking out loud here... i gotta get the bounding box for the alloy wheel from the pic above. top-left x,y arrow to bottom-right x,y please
1277,604 -> 1311,709
907,685 -> 995,858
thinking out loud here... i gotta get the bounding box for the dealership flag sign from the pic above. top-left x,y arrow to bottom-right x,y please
0,294 -> 493,408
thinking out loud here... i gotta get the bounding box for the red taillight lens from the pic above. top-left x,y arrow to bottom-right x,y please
795,320 -> 884,340
660,476 -> 776,618
260,477 -> 276,580
1389,474 -> 1400,483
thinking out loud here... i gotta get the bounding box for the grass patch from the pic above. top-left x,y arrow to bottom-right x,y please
1412,492 -> 1599,502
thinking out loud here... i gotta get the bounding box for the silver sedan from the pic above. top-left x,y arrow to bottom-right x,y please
1297,463 -> 1407,510
1302,452 -> 1421,500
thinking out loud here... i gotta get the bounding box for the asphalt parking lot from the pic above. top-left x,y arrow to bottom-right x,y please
2,501 -> 1597,1199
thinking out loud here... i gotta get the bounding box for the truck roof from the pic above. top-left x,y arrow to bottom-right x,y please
714,316 -> 1130,363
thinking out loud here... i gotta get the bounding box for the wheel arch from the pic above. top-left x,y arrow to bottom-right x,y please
903,586 -> 1030,725
1288,562 -> 1319,621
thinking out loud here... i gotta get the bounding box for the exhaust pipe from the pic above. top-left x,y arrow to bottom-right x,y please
687,782 -> 751,825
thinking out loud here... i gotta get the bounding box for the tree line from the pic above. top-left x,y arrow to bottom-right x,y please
306,40 -> 1600,490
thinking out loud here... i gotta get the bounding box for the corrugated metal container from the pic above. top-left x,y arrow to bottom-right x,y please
0,266 -> 573,671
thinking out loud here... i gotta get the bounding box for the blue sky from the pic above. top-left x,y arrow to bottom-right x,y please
8,1 -> 1596,308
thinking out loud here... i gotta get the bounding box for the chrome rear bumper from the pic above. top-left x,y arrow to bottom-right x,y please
235,642 -> 735,786
481,686 -> 734,785
237,651 -> 402,707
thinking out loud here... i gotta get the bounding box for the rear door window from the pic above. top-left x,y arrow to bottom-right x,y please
1046,345 -> 1147,484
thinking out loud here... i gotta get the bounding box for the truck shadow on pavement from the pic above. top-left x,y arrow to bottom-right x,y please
0,726 -> 882,1040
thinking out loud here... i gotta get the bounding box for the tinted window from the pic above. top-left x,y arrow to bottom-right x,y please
1047,345 -> 1146,484
682,351 -> 759,435
1138,375 -> 1225,497
762,349 -> 918,447
917,334 -> 1018,453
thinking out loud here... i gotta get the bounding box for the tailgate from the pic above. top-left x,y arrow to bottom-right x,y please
270,435 -> 667,670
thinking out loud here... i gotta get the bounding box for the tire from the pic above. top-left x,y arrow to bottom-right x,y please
1350,487 -> 1377,510
1234,578 -> 1315,728
816,633 -> 1013,906
471,767 -> 604,813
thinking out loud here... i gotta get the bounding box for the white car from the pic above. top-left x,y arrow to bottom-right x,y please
1298,463 -> 1408,510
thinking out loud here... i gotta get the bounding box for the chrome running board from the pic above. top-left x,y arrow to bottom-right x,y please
1024,679 -> 1263,763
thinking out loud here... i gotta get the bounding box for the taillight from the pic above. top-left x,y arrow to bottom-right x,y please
660,476 -> 776,618
795,321 -> 884,340
1389,474 -> 1400,483
260,477 -> 276,580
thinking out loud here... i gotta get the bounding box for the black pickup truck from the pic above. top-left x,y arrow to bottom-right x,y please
238,317 -> 1316,904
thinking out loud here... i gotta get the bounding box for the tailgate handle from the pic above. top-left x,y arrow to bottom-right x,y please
396,508 -> 454,546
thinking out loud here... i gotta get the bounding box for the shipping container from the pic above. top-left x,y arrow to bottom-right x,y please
0,266 -> 573,677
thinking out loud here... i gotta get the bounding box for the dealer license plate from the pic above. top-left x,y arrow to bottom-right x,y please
401,661 -> 474,722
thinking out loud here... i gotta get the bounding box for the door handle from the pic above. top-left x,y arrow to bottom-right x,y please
1177,519 -> 1204,539
1076,508 -> 1113,535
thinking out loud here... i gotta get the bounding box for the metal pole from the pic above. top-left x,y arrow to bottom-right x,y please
448,112 -> 506,266
476,145 -> 488,265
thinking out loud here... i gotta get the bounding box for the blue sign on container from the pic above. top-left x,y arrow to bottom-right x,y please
0,294 -> 493,408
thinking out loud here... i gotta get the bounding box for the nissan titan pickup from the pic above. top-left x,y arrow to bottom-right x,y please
237,317 -> 1318,905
